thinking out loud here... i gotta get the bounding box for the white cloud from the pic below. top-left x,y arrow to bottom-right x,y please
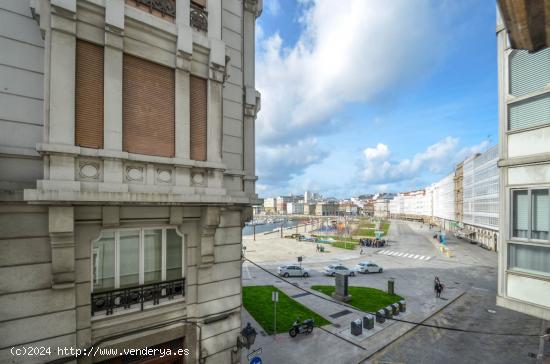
255,0 -> 455,189
364,143 -> 390,160
256,138 -> 328,185
360,137 -> 489,187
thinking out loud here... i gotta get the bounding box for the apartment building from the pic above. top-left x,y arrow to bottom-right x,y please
454,162 -> 464,223
303,203 -> 317,215
263,197 -> 276,214
496,3 -> 550,320
275,196 -> 292,214
373,198 -> 391,219
315,202 -> 338,216
0,1 -> 262,363
389,190 -> 431,221
432,173 -> 456,230
462,146 -> 499,250
286,202 -> 304,215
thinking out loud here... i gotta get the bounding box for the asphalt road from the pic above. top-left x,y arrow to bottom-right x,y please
241,220 -> 544,364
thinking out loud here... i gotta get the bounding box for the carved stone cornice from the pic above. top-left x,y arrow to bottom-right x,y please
199,206 -> 220,267
244,89 -> 261,118
244,0 -> 263,18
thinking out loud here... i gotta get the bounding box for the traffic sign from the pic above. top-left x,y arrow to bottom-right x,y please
249,356 -> 262,364
272,291 -> 278,302
247,348 -> 262,361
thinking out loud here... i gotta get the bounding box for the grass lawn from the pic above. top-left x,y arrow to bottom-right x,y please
310,285 -> 403,313
332,241 -> 357,250
354,228 -> 375,237
242,286 -> 330,334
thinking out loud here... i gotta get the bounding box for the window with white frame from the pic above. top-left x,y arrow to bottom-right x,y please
508,243 -> 550,277
511,188 -> 550,241
92,227 -> 184,292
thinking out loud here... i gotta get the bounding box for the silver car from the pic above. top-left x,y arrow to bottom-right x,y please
323,264 -> 354,277
278,265 -> 310,278
355,261 -> 383,274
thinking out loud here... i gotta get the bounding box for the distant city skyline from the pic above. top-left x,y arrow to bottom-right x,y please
256,0 -> 497,198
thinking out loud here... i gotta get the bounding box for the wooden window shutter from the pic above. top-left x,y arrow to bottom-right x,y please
75,40 -> 104,149
123,54 -> 175,157
190,76 -> 207,161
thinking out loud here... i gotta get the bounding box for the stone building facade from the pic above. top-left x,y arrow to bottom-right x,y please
0,0 -> 261,362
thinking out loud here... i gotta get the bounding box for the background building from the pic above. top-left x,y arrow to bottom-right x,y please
432,172 -> 456,230
462,146 -> 499,250
0,0 -> 262,362
287,202 -> 304,215
496,3 -> 550,320
263,197 -> 276,214
315,202 -> 338,216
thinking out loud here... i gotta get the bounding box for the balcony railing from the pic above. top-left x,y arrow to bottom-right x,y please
190,2 -> 208,32
132,0 -> 176,19
91,278 -> 185,316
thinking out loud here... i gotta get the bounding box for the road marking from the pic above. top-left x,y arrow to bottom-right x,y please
377,250 -> 433,261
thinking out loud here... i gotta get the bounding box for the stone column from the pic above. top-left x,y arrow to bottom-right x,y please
44,1 -> 80,191
49,206 -> 75,288
174,0 -> 193,192
104,0 -> 124,152
48,0 -> 76,146
243,1 -> 262,196
207,0 -> 221,40
101,0 -> 128,193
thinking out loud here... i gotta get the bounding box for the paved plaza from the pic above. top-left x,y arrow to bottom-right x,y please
241,220 -> 545,364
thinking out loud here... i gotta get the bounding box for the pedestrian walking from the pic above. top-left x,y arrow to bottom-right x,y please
434,276 -> 440,293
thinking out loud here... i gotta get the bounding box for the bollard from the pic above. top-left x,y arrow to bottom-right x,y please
388,278 -> 395,295
376,309 -> 386,323
391,303 -> 400,316
398,300 -> 406,313
351,319 -> 362,336
363,314 -> 374,330
384,306 -> 393,319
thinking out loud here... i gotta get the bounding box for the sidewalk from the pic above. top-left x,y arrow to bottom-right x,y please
241,278 -> 465,364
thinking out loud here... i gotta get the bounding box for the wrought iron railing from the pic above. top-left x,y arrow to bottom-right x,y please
91,278 -> 185,316
134,0 -> 176,18
190,2 -> 208,32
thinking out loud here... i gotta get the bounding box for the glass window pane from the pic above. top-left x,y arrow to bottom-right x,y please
144,229 -> 162,284
509,244 -> 550,276
531,189 -> 549,240
166,229 -> 183,280
119,230 -> 140,287
92,231 -> 115,291
512,190 -> 529,238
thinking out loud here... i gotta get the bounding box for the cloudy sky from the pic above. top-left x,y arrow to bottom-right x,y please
254,0 -> 497,198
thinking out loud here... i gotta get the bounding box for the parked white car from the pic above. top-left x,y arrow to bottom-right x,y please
323,264 -> 354,277
355,261 -> 383,274
278,265 -> 310,278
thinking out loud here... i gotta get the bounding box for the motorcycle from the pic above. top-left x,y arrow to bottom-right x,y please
289,317 -> 314,337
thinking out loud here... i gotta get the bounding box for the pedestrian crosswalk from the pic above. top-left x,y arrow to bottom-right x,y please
377,250 -> 432,260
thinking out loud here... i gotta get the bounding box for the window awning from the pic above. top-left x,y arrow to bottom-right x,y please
498,0 -> 550,52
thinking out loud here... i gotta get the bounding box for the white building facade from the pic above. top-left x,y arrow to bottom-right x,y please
496,10 -> 550,320
432,173 -> 456,230
462,146 -> 499,250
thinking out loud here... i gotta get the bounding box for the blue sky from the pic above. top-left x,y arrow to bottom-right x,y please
255,0 -> 498,198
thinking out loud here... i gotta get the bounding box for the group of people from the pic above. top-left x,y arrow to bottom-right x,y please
359,237 -> 386,248
434,276 -> 445,298
315,244 -> 326,253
